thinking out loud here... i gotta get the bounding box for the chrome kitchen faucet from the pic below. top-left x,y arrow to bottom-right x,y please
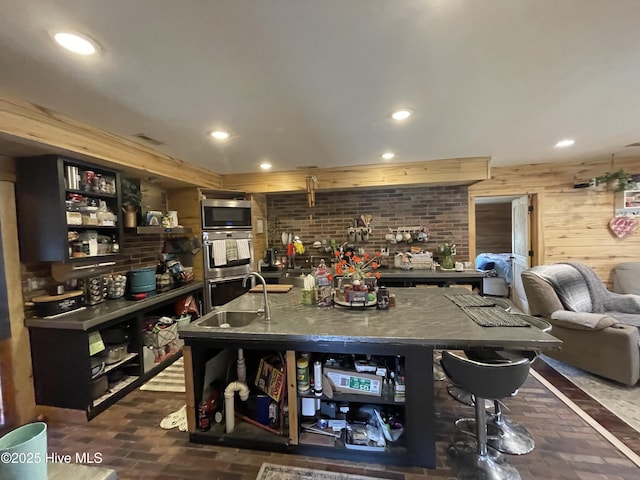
242,272 -> 271,321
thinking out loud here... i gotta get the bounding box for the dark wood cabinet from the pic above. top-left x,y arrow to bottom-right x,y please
27,284 -> 203,420
15,155 -> 122,263
185,340 -> 433,468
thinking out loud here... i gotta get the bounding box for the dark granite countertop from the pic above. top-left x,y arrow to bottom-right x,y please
180,286 -> 560,350
263,268 -> 485,281
377,268 -> 485,280
25,282 -> 204,331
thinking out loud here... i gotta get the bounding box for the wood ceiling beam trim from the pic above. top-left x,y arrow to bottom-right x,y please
221,157 -> 490,193
0,95 -> 222,189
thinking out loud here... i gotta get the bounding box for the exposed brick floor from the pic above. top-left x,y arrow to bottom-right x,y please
45,361 -> 639,480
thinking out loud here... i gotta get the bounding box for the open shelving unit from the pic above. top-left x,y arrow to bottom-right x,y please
185,342 -> 430,467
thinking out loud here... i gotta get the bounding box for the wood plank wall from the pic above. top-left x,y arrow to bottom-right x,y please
469,158 -> 640,284
167,188 -> 205,281
475,203 -> 512,253
0,179 -> 36,430
250,193 -> 268,270
221,157 -> 490,193
0,95 -> 222,189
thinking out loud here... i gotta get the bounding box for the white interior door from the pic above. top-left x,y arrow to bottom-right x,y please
511,195 -> 531,313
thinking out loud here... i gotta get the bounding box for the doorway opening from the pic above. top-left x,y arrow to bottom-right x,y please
469,193 -> 539,313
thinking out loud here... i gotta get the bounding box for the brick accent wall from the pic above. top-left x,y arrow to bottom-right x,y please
21,232 -> 164,302
267,185 -> 470,262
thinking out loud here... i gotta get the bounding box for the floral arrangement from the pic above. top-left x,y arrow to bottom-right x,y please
437,242 -> 457,257
335,250 -> 382,281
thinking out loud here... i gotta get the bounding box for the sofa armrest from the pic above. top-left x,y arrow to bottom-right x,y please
613,262 -> 640,295
548,321 -> 640,386
550,311 -> 617,330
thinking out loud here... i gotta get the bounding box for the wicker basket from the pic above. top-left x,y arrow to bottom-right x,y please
143,322 -> 178,348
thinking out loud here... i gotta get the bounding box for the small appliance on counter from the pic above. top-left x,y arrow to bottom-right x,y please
31,290 -> 84,317
262,248 -> 280,271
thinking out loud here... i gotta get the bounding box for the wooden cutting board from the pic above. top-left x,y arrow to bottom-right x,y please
249,284 -> 293,293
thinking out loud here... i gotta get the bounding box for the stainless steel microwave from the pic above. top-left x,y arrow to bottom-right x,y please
201,199 -> 252,230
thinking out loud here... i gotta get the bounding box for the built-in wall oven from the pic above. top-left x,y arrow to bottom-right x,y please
202,230 -> 254,312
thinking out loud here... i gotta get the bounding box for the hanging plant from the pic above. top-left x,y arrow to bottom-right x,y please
595,169 -> 635,192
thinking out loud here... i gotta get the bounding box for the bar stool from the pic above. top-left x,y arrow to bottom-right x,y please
450,315 -> 551,456
441,350 -> 535,480
446,297 -> 512,407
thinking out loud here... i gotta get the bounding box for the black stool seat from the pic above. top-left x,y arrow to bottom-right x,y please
442,350 -> 533,400
441,350 -> 535,480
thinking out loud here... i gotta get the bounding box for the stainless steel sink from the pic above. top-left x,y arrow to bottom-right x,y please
195,310 -> 263,328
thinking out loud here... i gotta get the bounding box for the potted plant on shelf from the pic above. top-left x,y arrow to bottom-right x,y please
121,177 -> 143,228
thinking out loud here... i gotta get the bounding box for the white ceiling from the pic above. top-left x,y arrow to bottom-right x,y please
1,0 -> 640,175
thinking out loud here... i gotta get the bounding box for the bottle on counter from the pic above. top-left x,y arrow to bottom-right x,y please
381,378 -> 393,401
377,286 -> 389,310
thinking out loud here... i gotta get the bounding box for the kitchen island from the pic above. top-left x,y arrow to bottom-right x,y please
179,286 -> 560,468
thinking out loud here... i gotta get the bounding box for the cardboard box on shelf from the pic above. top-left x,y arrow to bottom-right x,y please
255,357 -> 286,402
324,367 -> 382,396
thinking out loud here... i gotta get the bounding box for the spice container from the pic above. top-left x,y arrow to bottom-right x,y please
297,355 -> 310,393
389,293 -> 396,307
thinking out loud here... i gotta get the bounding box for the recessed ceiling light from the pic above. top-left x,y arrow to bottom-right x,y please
555,139 -> 575,148
260,162 -> 272,170
210,130 -> 230,140
391,109 -> 412,121
53,32 -> 98,55
381,152 -> 395,160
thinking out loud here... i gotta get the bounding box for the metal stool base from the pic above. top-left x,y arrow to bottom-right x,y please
489,415 -> 535,455
448,441 -> 521,480
455,417 -> 535,455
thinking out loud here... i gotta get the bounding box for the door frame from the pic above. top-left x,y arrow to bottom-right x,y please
468,192 -> 541,291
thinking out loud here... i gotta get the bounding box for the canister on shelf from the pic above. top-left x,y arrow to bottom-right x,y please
313,361 -> 323,397
297,355 -> 310,393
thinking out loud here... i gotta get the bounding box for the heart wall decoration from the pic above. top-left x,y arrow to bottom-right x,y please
609,216 -> 638,239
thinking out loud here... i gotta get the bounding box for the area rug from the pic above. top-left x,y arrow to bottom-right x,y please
540,354 -> 640,433
140,357 -> 186,392
255,463 -> 392,480
160,404 -> 187,431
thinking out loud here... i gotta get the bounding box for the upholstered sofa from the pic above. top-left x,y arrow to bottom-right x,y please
612,262 -> 640,295
522,263 -> 640,386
